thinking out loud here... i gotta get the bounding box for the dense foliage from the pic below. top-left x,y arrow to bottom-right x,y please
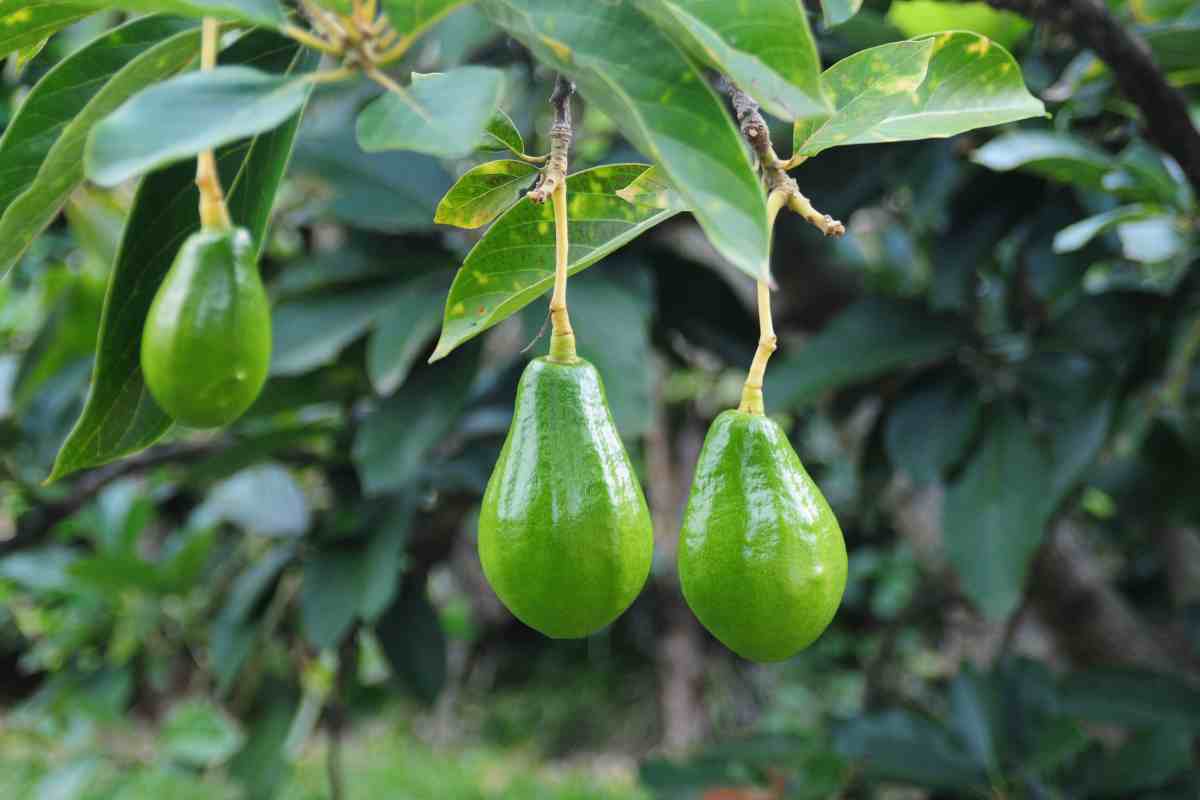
1,0 -> 1199,797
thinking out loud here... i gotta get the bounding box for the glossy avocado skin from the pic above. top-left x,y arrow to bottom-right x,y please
141,227 -> 270,428
478,356 -> 654,639
679,410 -> 847,662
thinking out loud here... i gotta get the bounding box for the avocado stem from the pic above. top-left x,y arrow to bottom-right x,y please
738,189 -> 789,415
196,18 -> 232,232
548,179 -> 576,362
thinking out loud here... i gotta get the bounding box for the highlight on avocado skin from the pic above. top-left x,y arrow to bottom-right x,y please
679,409 -> 847,663
478,356 -> 654,639
141,227 -> 271,429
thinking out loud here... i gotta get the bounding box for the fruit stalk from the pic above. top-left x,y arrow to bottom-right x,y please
531,75 -> 576,362
196,18 -> 232,231
738,189 -> 790,416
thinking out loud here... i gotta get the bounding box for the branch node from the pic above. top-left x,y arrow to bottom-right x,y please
528,75 -> 575,205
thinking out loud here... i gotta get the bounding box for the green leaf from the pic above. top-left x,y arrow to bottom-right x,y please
359,501 -> 412,622
48,33 -> 312,481
1144,19 -> 1200,73
356,67 -> 506,159
1087,725 -> 1195,796
565,272 -> 653,437
835,711 -> 986,791
948,668 -> 998,773
270,283 -> 415,376
821,0 -> 864,27
430,164 -> 683,361
366,273 -> 449,395
293,98 -> 452,233
353,343 -> 480,495
375,577 -> 447,704
641,0 -> 827,121
887,1 -> 1031,50
0,1 -> 94,60
766,297 -> 962,410
794,32 -> 1045,158
943,407 -> 1054,618
162,699 -> 246,767
434,159 -> 538,229
380,0 -> 469,38
211,544 -> 293,691
74,0 -> 284,27
194,463 -> 311,536
1058,669 -> 1200,730
1052,204 -> 1163,254
480,109 -> 524,154
884,375 -> 980,483
971,131 -> 1113,189
87,66 -> 312,187
481,0 -> 771,282
1117,214 -> 1186,263
0,26 -> 203,280
301,549 -> 369,650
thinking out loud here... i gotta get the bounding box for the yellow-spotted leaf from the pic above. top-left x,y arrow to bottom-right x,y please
430,164 -> 684,361
0,1 -> 94,60
793,31 -> 1045,158
641,0 -> 827,121
434,159 -> 539,229
480,0 -> 771,283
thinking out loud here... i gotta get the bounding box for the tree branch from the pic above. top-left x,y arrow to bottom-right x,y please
528,74 -> 574,204
982,0 -> 1200,197
720,77 -> 845,237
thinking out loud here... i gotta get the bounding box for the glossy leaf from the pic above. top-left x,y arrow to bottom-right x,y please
794,33 -> 1045,158
74,0 -> 284,27
481,0 -> 771,282
481,110 -> 524,154
1052,204 -> 1163,254
821,0 -> 864,27
642,0 -> 827,121
971,131 -> 1113,189
0,27 -> 203,280
0,1 -> 94,60
49,34 -> 312,481
380,0 -> 469,38
353,343 -> 480,495
766,297 -> 962,410
887,1 -> 1031,49
356,67 -> 506,159
944,407 -> 1054,618
2,13 -> 175,206
430,164 -> 684,361
293,93 -> 452,233
434,159 -> 538,229
366,273 -> 449,395
271,283 -> 415,376
88,66 -> 311,186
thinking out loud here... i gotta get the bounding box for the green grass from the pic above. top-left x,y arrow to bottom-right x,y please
285,725 -> 648,800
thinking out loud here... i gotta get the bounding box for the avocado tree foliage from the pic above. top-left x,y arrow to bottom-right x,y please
3,0 -> 1200,797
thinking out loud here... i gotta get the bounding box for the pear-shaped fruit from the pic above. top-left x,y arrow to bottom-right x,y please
478,356 -> 653,638
679,409 -> 846,662
141,227 -> 270,428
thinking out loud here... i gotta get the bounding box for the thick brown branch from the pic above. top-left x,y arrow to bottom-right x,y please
528,74 -> 574,204
982,0 -> 1200,197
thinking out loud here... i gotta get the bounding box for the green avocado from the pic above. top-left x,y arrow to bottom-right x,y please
478,356 -> 654,639
679,409 -> 847,662
141,227 -> 270,429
